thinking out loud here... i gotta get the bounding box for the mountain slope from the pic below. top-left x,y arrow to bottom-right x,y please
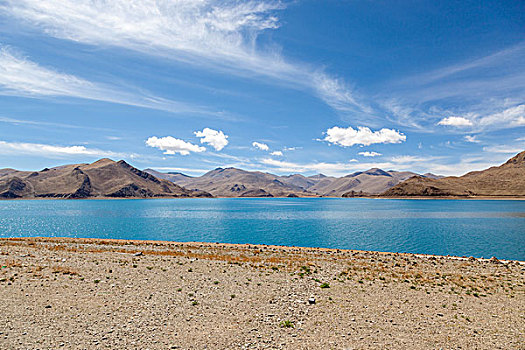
0,159 -> 211,199
144,169 -> 194,183
156,167 -> 314,197
309,169 -> 418,196
382,151 -> 525,197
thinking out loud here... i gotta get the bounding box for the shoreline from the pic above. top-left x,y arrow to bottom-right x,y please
1,236 -> 523,348
2,236 -> 524,264
1,195 -> 525,200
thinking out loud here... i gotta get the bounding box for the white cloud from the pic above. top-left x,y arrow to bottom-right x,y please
260,155 -> 498,177
464,135 -> 480,143
0,140 -> 128,158
483,145 -> 524,154
437,116 -> 473,127
261,158 -> 365,175
0,46 -> 212,115
0,0 -> 364,113
260,157 -> 420,176
194,128 -> 228,151
270,151 -> 283,156
478,104 -> 525,127
358,151 -> 381,157
312,73 -> 370,113
323,126 -> 406,147
391,155 -> 427,163
252,141 -> 269,151
146,136 -> 205,156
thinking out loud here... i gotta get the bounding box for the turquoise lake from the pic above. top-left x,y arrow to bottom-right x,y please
1,198 -> 524,260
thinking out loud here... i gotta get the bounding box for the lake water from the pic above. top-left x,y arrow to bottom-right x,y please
1,198 -> 524,260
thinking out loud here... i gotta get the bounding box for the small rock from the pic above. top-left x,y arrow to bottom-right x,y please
489,256 -> 500,264
308,296 -> 316,305
134,252 -> 143,257
44,305 -> 52,309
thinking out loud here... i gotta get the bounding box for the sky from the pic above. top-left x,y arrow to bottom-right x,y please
0,0 -> 524,176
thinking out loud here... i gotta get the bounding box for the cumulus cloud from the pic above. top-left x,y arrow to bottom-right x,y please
437,116 -> 473,127
323,126 -> 406,147
146,136 -> 205,156
194,128 -> 228,151
270,151 -> 283,156
252,142 -> 269,151
0,140 -> 128,158
0,46 -> 210,114
0,0 -> 365,113
358,151 -> 381,157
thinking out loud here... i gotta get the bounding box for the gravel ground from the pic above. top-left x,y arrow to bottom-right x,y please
1,237 -> 523,349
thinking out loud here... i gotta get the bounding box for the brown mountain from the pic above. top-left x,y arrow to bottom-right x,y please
144,169 -> 194,183
382,151 -> 525,197
156,167 -> 315,197
309,168 -> 419,196
147,167 -> 430,197
0,159 -> 211,199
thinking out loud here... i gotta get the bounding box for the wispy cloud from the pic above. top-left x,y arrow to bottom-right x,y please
0,0 -> 366,113
483,145 -> 524,154
0,140 -> 132,159
260,153 -> 511,177
0,115 -> 109,131
381,42 -> 525,132
0,46 -> 217,115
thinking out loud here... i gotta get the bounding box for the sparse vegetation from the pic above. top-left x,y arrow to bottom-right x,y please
280,320 -> 294,328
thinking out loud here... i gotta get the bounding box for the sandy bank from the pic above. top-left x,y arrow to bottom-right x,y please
1,237 -> 523,349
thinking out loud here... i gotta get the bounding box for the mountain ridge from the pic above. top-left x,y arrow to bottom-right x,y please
0,159 -> 211,199
146,166 -> 439,197
382,151 -> 525,197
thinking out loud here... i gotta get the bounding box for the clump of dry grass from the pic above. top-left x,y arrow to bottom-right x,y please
51,266 -> 79,275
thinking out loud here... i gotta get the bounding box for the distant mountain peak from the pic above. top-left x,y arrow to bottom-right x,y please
363,168 -> 391,177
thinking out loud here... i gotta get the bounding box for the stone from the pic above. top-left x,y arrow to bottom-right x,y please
308,296 -> 316,305
134,252 -> 143,257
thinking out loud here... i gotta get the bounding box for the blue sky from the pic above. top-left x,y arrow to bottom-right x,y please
0,0 -> 523,176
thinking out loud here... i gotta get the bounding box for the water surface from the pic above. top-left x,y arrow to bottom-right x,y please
1,198 -> 524,260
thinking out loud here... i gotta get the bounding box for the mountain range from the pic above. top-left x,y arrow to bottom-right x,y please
1,151 -> 523,199
145,167 -> 441,197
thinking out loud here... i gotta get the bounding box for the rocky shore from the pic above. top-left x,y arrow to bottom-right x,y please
1,237 -> 523,349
